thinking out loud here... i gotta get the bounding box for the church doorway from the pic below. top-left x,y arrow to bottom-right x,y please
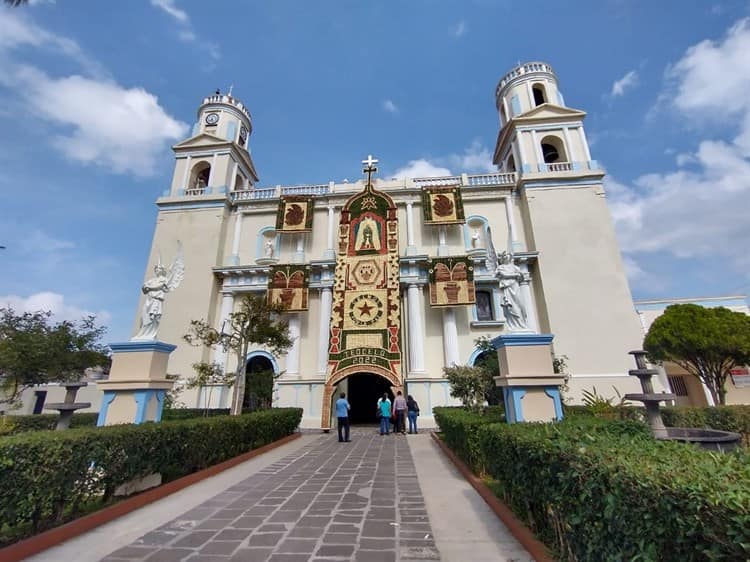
345,372 -> 393,424
244,355 -> 275,411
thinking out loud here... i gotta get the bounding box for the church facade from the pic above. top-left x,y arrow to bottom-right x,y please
138,61 -> 653,428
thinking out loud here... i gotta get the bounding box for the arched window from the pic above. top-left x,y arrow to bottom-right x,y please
234,174 -> 244,191
506,154 -> 516,172
532,84 -> 547,106
190,162 -> 211,189
540,135 -> 567,164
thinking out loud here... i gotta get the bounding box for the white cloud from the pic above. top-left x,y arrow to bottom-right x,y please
1,292 -> 111,325
392,159 -> 453,179
608,18 -> 750,285
150,0 -> 188,23
621,256 -> 645,281
0,9 -> 105,77
390,140 -> 497,179
610,70 -> 638,97
20,230 -> 75,253
452,21 -> 467,37
383,99 -> 398,114
1,65 -> 187,176
149,0 -> 220,61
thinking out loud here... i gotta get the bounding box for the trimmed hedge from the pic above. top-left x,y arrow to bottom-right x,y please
434,407 -> 750,561
0,408 -> 302,545
565,404 -> 750,446
0,408 -> 233,436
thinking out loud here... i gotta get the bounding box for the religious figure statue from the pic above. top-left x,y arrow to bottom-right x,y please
265,238 -> 275,258
471,229 -> 481,249
485,228 -> 528,331
132,242 -> 185,340
496,251 -> 528,330
354,216 -> 381,251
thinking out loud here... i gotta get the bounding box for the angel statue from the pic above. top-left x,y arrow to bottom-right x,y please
132,242 -> 185,340
485,228 -> 528,331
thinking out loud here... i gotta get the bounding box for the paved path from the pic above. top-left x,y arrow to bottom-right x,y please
27,429 -> 530,562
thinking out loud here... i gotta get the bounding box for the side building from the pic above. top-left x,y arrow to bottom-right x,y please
135,61 -> 650,428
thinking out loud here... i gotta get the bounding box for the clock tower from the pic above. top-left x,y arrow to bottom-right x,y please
167,90 -> 259,197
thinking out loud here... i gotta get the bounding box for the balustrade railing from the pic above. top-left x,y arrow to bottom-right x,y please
542,162 -> 572,172
412,176 -> 461,188
467,173 -> 516,186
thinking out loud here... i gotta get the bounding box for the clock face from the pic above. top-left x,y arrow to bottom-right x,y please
239,125 -> 248,144
205,113 -> 219,125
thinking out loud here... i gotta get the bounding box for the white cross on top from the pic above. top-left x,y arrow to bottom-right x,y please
361,154 -> 379,169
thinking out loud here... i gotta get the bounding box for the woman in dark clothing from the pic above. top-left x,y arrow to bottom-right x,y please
406,395 -> 420,434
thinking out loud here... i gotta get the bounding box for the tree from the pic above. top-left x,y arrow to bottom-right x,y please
644,304 -> 750,405
185,362 -> 234,415
444,364 -> 486,411
473,336 -> 503,405
183,294 -> 293,415
0,308 -> 109,406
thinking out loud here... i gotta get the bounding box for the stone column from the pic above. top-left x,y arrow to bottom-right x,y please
518,262 -> 538,333
180,155 -> 192,192
442,308 -> 460,367
407,283 -> 426,373
504,195 -> 518,251
214,292 -> 235,371
208,153 -> 218,187
516,132 -> 529,171
579,126 -> 592,162
531,130 -> 543,170
562,126 -> 576,165
230,212 -> 243,265
437,226 -> 448,256
286,314 -> 301,377
317,287 -> 333,375
292,234 -> 305,264
405,199 -> 417,256
230,161 -> 239,192
323,205 -> 336,260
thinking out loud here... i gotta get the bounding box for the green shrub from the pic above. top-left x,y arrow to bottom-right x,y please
0,409 -> 234,436
433,406 -> 503,473
0,408 -> 302,545
435,408 -> 750,561
0,413 -> 99,435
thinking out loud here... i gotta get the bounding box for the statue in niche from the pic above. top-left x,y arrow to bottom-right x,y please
485,228 -> 528,331
354,216 -> 381,252
471,229 -> 481,249
133,242 -> 184,340
265,238 -> 275,258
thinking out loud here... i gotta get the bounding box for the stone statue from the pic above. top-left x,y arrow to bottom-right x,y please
132,242 -> 184,340
496,251 -> 528,331
485,228 -> 528,331
471,229 -> 481,249
265,238 -> 275,258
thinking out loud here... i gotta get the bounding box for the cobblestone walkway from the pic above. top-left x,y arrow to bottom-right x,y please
103,429 -> 440,562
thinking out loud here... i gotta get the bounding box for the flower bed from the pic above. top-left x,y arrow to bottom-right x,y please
434,407 -> 750,561
0,408 -> 302,546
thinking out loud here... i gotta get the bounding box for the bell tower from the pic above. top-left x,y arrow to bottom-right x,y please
493,62 -> 594,174
492,62 -> 644,382
168,90 -> 259,197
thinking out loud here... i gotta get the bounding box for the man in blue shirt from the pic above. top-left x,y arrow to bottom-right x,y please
335,392 -> 351,442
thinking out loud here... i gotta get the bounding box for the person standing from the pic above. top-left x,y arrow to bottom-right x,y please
393,391 -> 408,435
407,394 -> 420,434
335,392 -> 351,442
378,393 -> 392,435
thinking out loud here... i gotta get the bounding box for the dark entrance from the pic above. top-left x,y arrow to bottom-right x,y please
244,355 -> 275,411
346,373 -> 393,424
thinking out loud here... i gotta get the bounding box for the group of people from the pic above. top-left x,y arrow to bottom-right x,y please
334,390 -> 420,442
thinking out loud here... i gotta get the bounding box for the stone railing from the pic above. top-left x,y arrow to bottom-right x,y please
200,94 -> 252,121
496,61 -> 555,95
412,176 -> 462,188
184,187 -> 207,196
466,173 -> 516,186
540,162 -> 572,173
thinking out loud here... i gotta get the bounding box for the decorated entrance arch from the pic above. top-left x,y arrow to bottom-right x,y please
321,156 -> 403,429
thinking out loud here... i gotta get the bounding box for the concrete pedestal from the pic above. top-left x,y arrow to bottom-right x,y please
491,333 -> 565,423
96,340 -> 176,426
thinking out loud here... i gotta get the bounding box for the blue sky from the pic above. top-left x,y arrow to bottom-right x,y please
1,0 -> 749,342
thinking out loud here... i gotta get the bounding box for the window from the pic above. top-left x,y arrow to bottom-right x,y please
506,154 -> 516,172
668,375 -> 689,397
532,84 -> 547,106
190,162 -> 211,189
540,135 -> 567,164
476,291 -> 494,321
